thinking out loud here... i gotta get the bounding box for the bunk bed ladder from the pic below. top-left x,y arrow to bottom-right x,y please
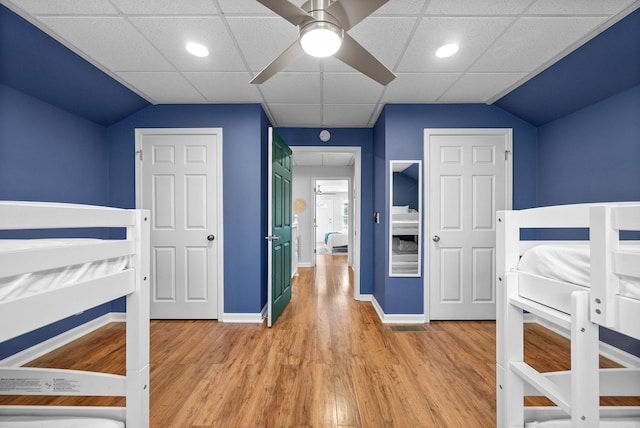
501,276 -> 600,427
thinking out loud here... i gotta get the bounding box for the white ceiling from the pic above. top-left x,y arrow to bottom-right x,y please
4,0 -> 639,128
293,151 -> 355,167
315,179 -> 349,194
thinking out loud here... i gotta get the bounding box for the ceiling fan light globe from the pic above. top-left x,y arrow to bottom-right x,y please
300,22 -> 343,58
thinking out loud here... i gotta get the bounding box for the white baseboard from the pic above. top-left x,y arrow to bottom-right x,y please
298,262 -> 314,268
221,308 -> 265,324
371,296 -> 425,324
357,293 -> 373,302
527,314 -> 640,368
0,312 -> 123,367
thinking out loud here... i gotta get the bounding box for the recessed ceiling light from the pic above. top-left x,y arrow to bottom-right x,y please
435,43 -> 459,58
186,42 -> 209,58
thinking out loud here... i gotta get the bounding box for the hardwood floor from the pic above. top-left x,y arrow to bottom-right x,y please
2,254 -> 637,426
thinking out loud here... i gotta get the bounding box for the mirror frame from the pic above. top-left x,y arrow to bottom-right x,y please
389,160 -> 422,277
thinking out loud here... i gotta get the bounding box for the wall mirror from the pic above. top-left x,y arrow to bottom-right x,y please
389,160 -> 422,277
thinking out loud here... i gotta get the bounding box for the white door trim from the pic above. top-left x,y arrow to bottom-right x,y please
134,127 -> 225,321
267,128 -> 273,326
291,146 -> 362,301
423,128 -> 512,322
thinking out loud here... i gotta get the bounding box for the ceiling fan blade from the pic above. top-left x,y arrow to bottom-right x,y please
256,0 -> 313,26
250,40 -> 305,84
326,0 -> 389,31
334,33 -> 396,86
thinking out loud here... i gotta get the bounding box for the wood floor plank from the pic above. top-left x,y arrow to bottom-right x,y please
2,254 -> 638,426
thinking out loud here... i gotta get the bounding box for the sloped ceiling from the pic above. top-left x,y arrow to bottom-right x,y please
0,5 -> 149,126
1,1 -> 639,127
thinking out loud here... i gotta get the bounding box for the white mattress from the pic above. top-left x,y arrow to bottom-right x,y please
518,243 -> 640,300
0,416 -> 124,427
0,239 -> 129,302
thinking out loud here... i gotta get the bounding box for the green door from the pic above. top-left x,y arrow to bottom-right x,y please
268,129 -> 293,327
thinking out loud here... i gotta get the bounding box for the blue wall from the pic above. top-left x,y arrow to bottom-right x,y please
536,84 -> 640,356
274,127 -> 375,295
393,166 -> 420,209
377,103 -> 539,314
107,103 -> 267,314
0,84 -> 109,205
372,112 -> 387,308
0,83 -> 113,359
537,84 -> 640,206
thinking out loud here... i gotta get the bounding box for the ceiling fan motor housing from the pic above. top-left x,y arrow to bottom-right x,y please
299,2 -> 344,58
252,0 -> 395,85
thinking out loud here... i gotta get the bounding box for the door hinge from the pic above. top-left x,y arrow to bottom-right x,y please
136,149 -> 143,160
505,150 -> 511,160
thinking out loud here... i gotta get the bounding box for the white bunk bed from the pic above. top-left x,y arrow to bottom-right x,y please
496,202 -> 640,427
390,207 -> 419,275
0,201 -> 150,427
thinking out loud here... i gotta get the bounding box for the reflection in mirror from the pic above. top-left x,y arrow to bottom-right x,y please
389,161 -> 422,277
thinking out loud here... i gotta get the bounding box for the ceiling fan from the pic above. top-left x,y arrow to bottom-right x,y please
250,0 -> 396,86
315,185 -> 336,195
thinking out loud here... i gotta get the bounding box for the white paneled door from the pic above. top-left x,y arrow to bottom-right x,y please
315,197 -> 334,243
426,129 -> 512,320
137,128 -> 223,319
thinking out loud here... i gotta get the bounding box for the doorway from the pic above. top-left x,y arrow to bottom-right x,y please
314,179 -> 350,258
291,146 -> 363,300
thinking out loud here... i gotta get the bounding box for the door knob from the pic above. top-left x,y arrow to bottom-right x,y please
432,235 -> 440,242
207,234 -> 215,241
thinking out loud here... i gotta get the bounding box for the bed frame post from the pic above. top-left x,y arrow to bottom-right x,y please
590,205 -> 619,329
570,291 -> 599,427
496,210 -> 523,428
126,210 -> 150,427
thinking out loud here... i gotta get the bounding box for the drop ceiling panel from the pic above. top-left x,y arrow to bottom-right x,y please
425,0 -> 532,16
259,73 -> 321,104
323,104 -> 377,127
323,17 -> 417,73
323,73 -> 385,104
109,0 -> 219,15
38,16 -> 173,71
130,17 -> 246,72
397,17 -> 515,73
269,104 -> 322,127
437,72 -> 529,103
184,72 -> 263,103
525,0 -> 638,15
470,17 -> 607,73
382,73 -> 461,103
12,0 -> 119,15
373,0 -> 426,16
117,72 -> 207,103
217,0 -> 306,15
